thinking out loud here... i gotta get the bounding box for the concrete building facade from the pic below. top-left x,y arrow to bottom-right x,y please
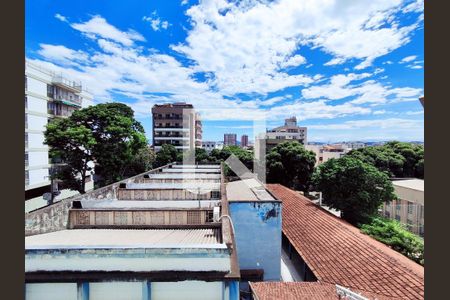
202,141 -> 217,153
151,102 -> 202,151
382,179 -> 424,237
224,134 -> 237,146
265,117 -> 307,151
240,135 -> 249,148
25,60 -> 94,208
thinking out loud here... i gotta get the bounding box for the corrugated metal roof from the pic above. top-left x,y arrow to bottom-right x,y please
163,168 -> 220,173
172,165 -> 220,169
126,182 -> 221,190
26,229 -> 222,248
79,199 -> 221,209
147,173 -> 221,179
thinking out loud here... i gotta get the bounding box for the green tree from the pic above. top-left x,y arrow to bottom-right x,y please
312,156 -> 396,225
266,141 -> 316,193
122,147 -> 156,178
154,144 -> 178,167
361,217 -> 424,265
44,118 -> 96,193
44,103 -> 148,191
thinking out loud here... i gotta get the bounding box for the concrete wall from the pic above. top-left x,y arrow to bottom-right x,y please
228,201 -> 282,282
25,280 -> 238,300
25,165 -> 172,236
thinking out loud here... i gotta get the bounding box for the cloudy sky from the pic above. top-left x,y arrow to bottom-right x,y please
26,0 -> 424,143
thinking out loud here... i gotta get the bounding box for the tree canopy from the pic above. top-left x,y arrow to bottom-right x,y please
361,217 -> 424,265
266,141 -> 316,192
154,144 -> 179,167
346,141 -> 424,179
312,156 -> 396,225
44,103 -> 148,192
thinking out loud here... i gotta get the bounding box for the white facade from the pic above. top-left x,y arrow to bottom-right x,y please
202,141 -> 217,153
25,60 -> 94,204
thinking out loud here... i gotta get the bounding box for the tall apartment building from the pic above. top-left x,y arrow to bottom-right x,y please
241,134 -> 249,148
25,60 -> 93,206
224,133 -> 237,146
265,116 -> 307,151
151,102 -> 202,151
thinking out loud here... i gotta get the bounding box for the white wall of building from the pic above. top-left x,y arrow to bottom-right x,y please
27,114 -> 48,133
27,132 -> 45,149
26,283 -> 77,300
27,95 -> 47,114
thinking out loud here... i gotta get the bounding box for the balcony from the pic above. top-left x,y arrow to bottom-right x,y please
52,75 -> 82,93
53,94 -> 82,108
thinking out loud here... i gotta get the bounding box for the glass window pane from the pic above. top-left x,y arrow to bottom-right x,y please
152,281 -> 222,300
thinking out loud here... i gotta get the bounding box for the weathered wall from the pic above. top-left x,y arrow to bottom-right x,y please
228,201 -> 282,282
25,164 -> 172,236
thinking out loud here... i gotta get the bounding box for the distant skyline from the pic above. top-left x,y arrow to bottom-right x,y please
26,0 -> 424,143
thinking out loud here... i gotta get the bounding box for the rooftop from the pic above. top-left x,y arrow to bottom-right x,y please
25,229 -> 222,249
249,282 -> 394,300
124,182 -> 221,190
392,179 -> 424,192
267,184 -> 424,300
78,199 -> 220,209
226,179 -> 276,202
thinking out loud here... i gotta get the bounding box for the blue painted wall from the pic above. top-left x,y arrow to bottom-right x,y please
229,201 -> 282,281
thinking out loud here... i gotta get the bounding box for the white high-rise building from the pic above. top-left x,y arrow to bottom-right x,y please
25,60 -> 94,211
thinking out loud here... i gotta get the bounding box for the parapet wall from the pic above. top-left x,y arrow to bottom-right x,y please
25,164 -> 172,236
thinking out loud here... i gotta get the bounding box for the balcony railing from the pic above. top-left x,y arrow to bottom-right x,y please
52,75 -> 82,92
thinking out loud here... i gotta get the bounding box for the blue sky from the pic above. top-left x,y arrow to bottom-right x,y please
26,0 -> 424,143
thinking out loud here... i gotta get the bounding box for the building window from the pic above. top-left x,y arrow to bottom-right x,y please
25,170 -> 29,186
25,96 -> 28,109
407,219 -> 414,230
25,133 -> 28,149
396,202 -> 401,211
407,202 -> 414,214
211,191 -> 221,199
47,84 -> 54,98
25,153 -> 29,166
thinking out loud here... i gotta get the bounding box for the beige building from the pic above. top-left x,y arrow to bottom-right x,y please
382,179 -> 424,237
265,117 -> 307,151
151,102 -> 202,151
305,144 -> 350,166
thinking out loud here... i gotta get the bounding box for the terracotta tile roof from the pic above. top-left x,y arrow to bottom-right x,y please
266,184 -> 424,300
249,282 -> 394,300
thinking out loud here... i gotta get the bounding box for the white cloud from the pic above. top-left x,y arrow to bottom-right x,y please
400,55 -> 417,63
170,0 -> 422,100
302,71 -> 422,105
383,60 -> 394,65
309,118 -> 423,130
55,13 -> 67,22
143,12 -> 171,31
181,0 -> 189,6
408,65 -> 423,69
70,16 -> 145,46
37,44 -> 89,66
373,110 -> 387,115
